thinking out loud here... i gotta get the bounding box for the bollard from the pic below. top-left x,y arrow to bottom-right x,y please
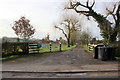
60,43 -> 62,52
50,43 -> 52,52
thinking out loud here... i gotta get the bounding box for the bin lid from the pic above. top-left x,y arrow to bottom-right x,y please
98,46 -> 106,48
96,43 -> 104,47
105,46 -> 117,49
98,46 -> 117,49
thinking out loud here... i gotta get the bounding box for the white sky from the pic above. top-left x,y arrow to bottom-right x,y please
0,0 -> 119,40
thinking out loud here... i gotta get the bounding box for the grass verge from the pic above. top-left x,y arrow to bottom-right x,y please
83,45 -> 93,54
0,55 -> 19,60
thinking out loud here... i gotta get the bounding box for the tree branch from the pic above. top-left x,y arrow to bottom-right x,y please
106,5 -> 116,14
54,26 -> 68,38
61,19 -> 71,30
106,4 -> 117,22
90,0 -> 95,8
75,9 -> 89,14
86,0 -> 89,7
67,0 -> 95,16
78,2 -> 89,9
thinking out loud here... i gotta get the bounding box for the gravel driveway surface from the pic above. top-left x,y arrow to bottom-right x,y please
2,45 -> 119,78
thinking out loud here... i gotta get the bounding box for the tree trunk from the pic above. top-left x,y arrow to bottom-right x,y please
67,38 -> 70,47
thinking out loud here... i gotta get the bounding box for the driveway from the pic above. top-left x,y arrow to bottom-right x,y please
2,45 -> 119,78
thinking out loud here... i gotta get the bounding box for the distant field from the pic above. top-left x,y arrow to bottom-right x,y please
23,43 -> 76,53
39,44 -> 76,53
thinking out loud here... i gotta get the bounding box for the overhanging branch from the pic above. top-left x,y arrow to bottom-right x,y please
54,26 -> 68,38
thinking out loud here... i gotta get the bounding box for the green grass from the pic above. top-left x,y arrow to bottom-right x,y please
83,45 -> 88,51
83,45 -> 93,54
0,55 -> 19,60
62,45 -> 76,51
115,57 -> 120,59
39,44 -> 76,52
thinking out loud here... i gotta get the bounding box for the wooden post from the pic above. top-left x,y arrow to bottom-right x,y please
50,43 -> 52,52
37,44 -> 39,53
60,42 -> 62,52
25,43 -> 29,54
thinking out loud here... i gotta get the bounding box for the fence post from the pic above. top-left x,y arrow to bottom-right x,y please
37,44 -> 39,53
25,43 -> 29,54
50,43 -> 52,52
60,43 -> 62,52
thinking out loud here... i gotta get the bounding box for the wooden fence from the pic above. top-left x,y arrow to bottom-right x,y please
29,44 -> 40,53
2,42 -> 62,57
40,43 -> 62,52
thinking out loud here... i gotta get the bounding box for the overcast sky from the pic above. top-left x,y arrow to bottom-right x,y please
0,0 -> 119,40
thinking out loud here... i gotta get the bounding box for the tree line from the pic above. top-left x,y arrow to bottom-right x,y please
12,0 -> 120,47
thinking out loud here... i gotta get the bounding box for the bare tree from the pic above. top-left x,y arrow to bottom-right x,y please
54,15 -> 81,47
106,3 -> 120,42
12,16 -> 35,40
66,0 -> 120,44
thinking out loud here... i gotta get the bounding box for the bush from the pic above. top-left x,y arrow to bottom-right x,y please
110,42 -> 120,57
2,42 -> 29,57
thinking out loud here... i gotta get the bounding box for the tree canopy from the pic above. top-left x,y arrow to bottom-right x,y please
12,16 -> 35,40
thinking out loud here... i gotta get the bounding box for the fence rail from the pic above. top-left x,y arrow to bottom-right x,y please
88,44 -> 97,51
29,44 -> 40,53
40,43 -> 62,52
